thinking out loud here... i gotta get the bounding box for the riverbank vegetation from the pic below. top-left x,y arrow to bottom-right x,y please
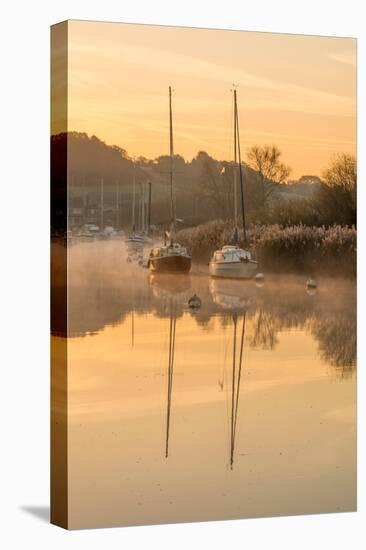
177,222 -> 356,276
175,151 -> 356,276
52,133 -> 356,276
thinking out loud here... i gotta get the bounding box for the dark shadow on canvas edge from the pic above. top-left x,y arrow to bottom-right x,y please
20,506 -> 50,523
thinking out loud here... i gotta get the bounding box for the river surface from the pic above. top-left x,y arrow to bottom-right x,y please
52,240 -> 356,528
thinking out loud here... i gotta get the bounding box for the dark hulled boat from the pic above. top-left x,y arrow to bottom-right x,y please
148,243 -> 191,273
148,86 -> 192,275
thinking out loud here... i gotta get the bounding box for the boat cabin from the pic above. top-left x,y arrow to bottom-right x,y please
213,246 -> 252,263
150,243 -> 188,258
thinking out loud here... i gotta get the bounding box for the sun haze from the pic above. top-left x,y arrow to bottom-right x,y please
61,20 -> 356,178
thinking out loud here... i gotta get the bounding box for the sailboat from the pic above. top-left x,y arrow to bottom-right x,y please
147,87 -> 192,274
209,89 -> 258,279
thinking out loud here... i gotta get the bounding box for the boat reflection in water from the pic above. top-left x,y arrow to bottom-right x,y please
147,274 -> 184,459
53,241 -> 356,528
153,275 -> 250,465
209,278 -> 250,469
228,311 -> 247,469
149,273 -> 192,302
209,278 -> 256,312
165,298 -> 177,459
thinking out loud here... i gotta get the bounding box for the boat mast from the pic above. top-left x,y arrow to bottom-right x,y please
233,90 -> 238,232
83,174 -> 87,225
115,178 -> 119,229
234,90 -> 247,243
100,177 -> 104,231
147,181 -> 152,235
169,86 -> 176,236
140,182 -> 145,233
132,161 -> 136,232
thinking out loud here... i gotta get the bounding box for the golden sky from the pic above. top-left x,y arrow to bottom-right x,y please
62,20 -> 356,178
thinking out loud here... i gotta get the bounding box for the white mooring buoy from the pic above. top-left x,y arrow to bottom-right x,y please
255,273 -> 265,287
306,278 -> 317,290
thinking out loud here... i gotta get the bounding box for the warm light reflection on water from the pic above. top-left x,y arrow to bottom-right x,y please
54,241 -> 356,528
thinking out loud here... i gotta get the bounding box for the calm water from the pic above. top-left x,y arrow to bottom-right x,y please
52,240 -> 356,528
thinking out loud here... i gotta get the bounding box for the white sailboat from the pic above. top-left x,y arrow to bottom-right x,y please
209,89 -> 258,279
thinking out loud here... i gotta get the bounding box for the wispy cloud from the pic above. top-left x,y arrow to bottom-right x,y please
328,51 -> 356,67
69,39 -> 355,118
66,24 -> 356,175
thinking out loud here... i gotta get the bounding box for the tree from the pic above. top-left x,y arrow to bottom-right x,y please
111,144 -> 129,159
313,154 -> 356,226
194,152 -> 232,219
246,145 -> 291,207
153,154 -> 186,175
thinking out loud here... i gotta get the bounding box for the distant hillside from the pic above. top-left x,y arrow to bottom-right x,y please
52,131 -> 140,191
51,132 -> 319,231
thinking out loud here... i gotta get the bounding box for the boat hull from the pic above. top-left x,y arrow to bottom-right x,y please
149,254 -> 192,274
209,259 -> 258,279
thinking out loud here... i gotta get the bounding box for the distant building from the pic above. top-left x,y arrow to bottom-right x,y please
68,196 -> 120,229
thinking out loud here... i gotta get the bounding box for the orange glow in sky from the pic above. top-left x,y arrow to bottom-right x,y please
61,21 -> 356,178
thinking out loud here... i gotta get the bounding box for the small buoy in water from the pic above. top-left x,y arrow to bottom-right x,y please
188,293 -> 202,309
306,278 -> 317,290
255,273 -> 265,287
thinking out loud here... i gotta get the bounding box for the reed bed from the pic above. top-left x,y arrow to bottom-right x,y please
177,221 -> 356,275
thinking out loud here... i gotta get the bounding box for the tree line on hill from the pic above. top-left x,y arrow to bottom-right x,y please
51,132 -> 356,233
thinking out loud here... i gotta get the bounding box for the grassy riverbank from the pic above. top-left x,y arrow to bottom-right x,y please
177,221 -> 356,276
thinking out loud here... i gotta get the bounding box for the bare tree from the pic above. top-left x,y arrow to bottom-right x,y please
314,153 -> 356,226
247,145 -> 291,207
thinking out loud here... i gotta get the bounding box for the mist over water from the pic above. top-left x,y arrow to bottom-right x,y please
63,240 -> 356,373
52,239 -> 356,528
